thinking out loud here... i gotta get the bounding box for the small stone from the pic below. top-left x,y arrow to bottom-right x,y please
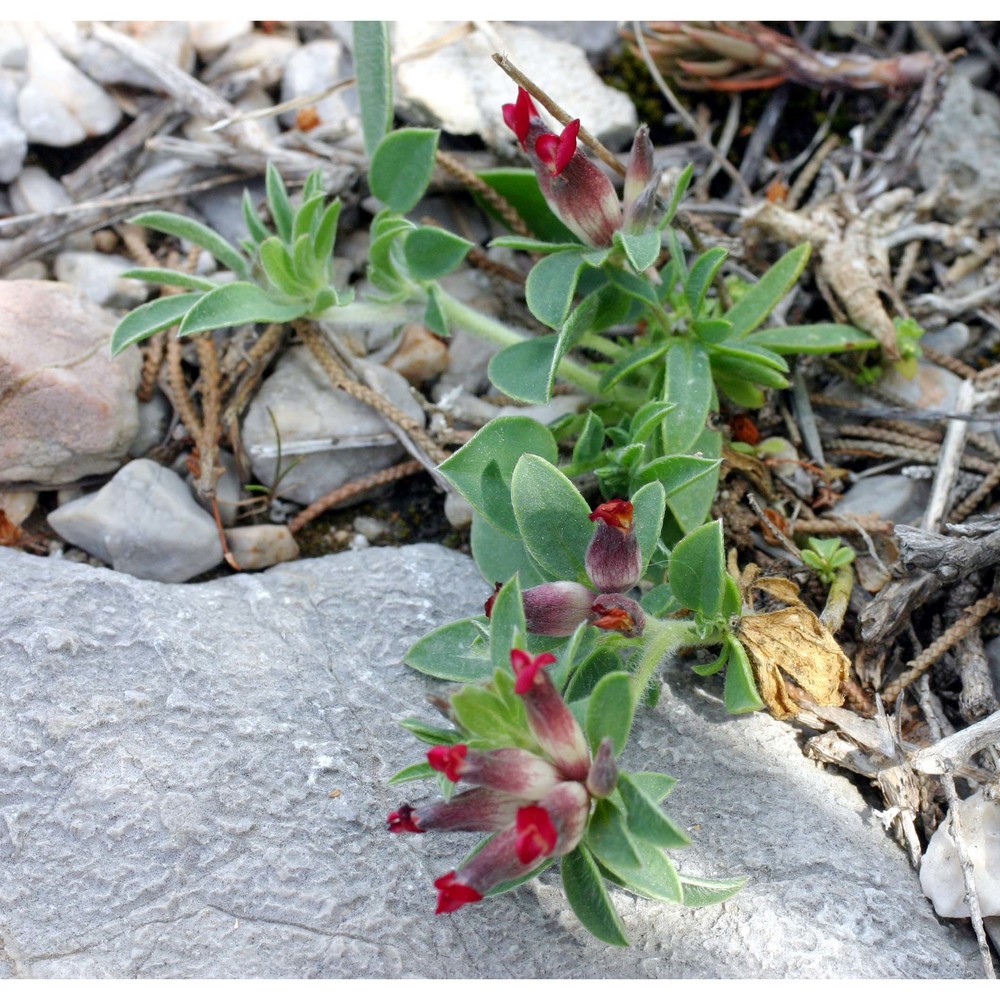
444,491 -> 473,530
280,39 -> 352,131
223,524 -> 299,571
2,258 -> 47,281
16,25 -> 121,146
923,322 -> 970,358
0,23 -> 27,69
383,324 -> 449,385
242,348 -> 426,506
0,280 -> 140,486
202,31 -> 297,86
835,474 -> 931,526
54,252 -> 149,310
189,21 -> 253,58
920,790 -> 1000,918
190,178 -> 264,249
48,459 -> 223,583
953,55 -> 993,89
0,489 -> 36,525
9,164 -> 71,216
352,515 -> 389,542
77,22 -> 194,90
0,71 -> 27,183
128,392 -> 171,459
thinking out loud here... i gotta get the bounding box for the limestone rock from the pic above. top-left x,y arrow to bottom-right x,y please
77,21 -> 194,90
223,524 -> 299,570
394,21 -> 638,152
16,24 -> 120,146
0,280 -> 140,486
0,70 -> 27,183
47,459 -> 223,583
242,347 -> 425,506
53,252 -> 149,310
0,544 -> 979,976
279,38 -> 353,131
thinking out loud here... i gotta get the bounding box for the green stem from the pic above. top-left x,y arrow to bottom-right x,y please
578,332 -> 628,360
431,285 -> 603,397
631,617 -> 726,701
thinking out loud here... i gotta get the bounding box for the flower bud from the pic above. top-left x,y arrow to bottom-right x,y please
519,581 -> 596,636
511,650 -> 590,781
400,787 -> 527,835
586,737 -> 619,799
622,125 -> 663,234
590,593 -> 646,638
586,500 -> 642,593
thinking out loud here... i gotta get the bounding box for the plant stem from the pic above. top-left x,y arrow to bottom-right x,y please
579,332 -> 628,360
632,617 -> 726,701
431,285 -> 603,397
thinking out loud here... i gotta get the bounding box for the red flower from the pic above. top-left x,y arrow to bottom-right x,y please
590,594 -> 646,638
435,872 -> 484,914
427,743 -> 468,782
521,581 -> 597,636
387,803 -> 423,833
586,499 -> 642,593
515,804 -> 558,863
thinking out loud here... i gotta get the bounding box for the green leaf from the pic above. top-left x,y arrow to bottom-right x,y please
403,617 -> 493,683
659,162 -> 693,230
631,454 -> 720,494
403,227 -> 473,280
242,188 -> 271,246
292,193 -> 327,243
713,369 -> 766,408
597,342 -> 669,393
724,638 -> 765,714
489,576 -> 527,675
487,335 -> 558,405
601,840 -> 684,904
684,246 -> 728,317
607,267 -> 660,310
451,676 -> 531,749
511,453 -> 593,583
398,718 -> 463,745
709,351 -> 789,390
586,671 -> 635,755
679,872 -> 748,907
693,317 -> 733,344
388,761 -> 437,785
692,646 -> 729,676
628,771 -> 677,802
725,243 -> 811,338
744,323 -> 878,355
439,417 -> 558,536
629,400 -> 675,443
664,427 -> 722,537
370,128 -> 439,213
616,230 -> 662,272
721,574 -> 742,617
587,800 -> 642,870
129,210 -> 248,279
176,282 -> 306,336
668,519 -> 725,617
312,198 -> 343,266
110,292 -> 203,355
259,237 -> 302,296
119,268 -> 218,292
564,648 -> 624,703
561,846 -> 629,946
470,512 -> 546,589
490,236 -> 583,253
631,481 -> 666,578
525,249 -> 587,329
475,167 -> 577,244
423,285 -> 449,336
662,339 -> 714,454
572,411 -> 605,465
265,162 -> 294,243
352,21 -> 393,157
618,773 -> 691,849
641,583 -> 680,617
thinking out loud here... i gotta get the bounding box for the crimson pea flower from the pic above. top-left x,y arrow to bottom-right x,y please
586,499 -> 642,593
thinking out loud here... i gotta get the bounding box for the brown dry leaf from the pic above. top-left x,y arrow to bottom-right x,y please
735,576 -> 850,719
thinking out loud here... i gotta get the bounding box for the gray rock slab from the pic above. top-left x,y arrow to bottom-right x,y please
0,545 -> 978,977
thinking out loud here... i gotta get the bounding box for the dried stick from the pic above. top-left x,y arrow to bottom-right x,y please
435,149 -> 533,239
882,594 -> 1000,703
628,24 -> 753,202
288,460 -> 424,534
922,378 -> 978,533
910,708 -> 1000,774
915,676 -> 997,980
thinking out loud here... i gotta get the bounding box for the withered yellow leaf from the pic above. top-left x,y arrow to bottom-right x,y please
735,604 -> 850,720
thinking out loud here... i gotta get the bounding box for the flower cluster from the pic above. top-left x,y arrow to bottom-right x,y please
388,649 -> 618,914
502,87 -> 662,248
486,499 -> 646,639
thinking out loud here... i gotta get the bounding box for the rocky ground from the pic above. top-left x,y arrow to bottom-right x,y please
1,20 -> 1000,978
